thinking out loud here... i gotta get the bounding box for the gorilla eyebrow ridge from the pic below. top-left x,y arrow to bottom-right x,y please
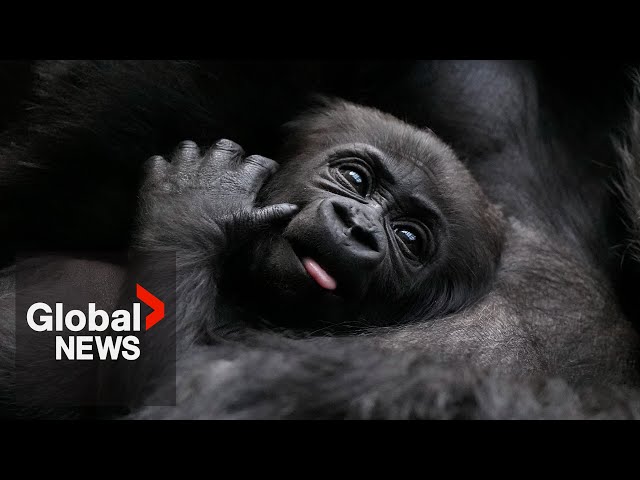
404,193 -> 444,226
380,143 -> 442,188
328,143 -> 397,186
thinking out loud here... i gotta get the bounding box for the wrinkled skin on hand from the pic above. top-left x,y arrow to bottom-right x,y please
135,138 -> 298,261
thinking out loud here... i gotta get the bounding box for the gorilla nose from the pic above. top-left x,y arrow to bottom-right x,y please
332,200 -> 381,252
327,199 -> 385,263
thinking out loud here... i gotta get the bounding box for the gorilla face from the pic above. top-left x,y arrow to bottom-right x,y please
223,100 -> 505,329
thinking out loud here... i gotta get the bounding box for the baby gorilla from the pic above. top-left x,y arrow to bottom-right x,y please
138,99 -> 505,337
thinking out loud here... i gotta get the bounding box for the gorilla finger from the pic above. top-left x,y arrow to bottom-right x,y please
240,155 -> 280,194
214,138 -> 244,154
202,138 -> 245,168
245,203 -> 300,230
143,155 -> 169,186
171,140 -> 200,171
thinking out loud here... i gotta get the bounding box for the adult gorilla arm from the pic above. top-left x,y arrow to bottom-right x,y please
130,219 -> 640,419
132,328 -> 640,420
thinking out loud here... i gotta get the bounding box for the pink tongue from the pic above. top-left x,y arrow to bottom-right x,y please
302,257 -> 337,291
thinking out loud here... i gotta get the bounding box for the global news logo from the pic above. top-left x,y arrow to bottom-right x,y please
25,284 -> 164,361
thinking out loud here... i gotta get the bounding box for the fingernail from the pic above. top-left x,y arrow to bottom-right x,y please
215,139 -> 236,149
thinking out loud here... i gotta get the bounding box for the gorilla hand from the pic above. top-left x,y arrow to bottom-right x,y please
136,138 -> 298,260
117,138 -> 300,372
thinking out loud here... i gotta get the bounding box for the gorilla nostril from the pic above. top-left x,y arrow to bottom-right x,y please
351,224 -> 380,252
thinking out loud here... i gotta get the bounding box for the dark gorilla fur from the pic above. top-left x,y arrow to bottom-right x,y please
617,75 -> 640,266
2,60 -> 640,419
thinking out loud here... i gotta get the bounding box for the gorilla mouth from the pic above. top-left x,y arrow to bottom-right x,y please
301,257 -> 337,291
282,237 -> 339,293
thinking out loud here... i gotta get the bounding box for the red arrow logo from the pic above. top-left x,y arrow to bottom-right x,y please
136,283 -> 165,330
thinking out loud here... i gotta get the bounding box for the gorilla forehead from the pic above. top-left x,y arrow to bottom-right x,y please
285,98 -> 460,173
280,98 -> 492,217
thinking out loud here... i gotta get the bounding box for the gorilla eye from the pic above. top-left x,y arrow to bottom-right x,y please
336,163 -> 371,197
392,222 -> 429,260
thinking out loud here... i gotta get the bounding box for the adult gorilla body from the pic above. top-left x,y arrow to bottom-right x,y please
1,60 -> 640,418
